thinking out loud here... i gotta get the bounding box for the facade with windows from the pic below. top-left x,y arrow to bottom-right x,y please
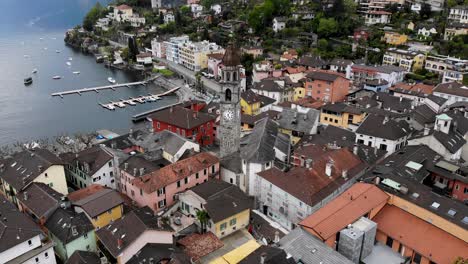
62,146 -> 119,190
123,152 -> 219,213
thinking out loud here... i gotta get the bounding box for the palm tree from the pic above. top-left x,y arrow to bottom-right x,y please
196,210 -> 209,233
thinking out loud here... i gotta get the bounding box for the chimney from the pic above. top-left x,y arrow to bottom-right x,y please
353,144 -> 358,155
111,142 -> 117,149
170,106 -> 173,113
124,163 -> 128,170
23,192 -> 28,201
139,168 -> 145,176
37,165 -> 43,172
423,125 -> 430,136
71,226 -> 78,236
305,158 -> 313,169
156,218 -> 161,228
274,231 -> 280,243
342,170 -> 348,179
133,168 -> 137,176
399,97 -> 403,102
117,238 -> 123,249
383,115 -> 389,125
325,161 -> 333,177
260,252 -> 267,264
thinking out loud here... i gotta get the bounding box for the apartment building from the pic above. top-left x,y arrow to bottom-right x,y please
425,54 -> 468,83
382,48 -> 425,72
448,5 -> 468,24
179,40 -> 223,71
164,35 -> 190,63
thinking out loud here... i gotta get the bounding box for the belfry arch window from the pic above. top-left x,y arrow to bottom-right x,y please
225,89 -> 232,102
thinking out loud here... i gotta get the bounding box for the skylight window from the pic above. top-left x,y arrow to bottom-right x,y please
462,216 -> 468,225
431,202 -> 440,210
447,209 -> 457,217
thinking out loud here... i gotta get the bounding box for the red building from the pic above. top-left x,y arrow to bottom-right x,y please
149,105 -> 216,146
428,160 -> 468,202
304,71 -> 350,103
354,28 -> 370,42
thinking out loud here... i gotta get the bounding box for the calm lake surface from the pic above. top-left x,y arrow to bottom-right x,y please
0,0 -> 177,146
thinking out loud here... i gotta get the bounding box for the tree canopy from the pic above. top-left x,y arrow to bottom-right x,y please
83,2 -> 105,31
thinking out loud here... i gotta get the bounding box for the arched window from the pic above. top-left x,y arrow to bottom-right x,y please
233,71 -> 238,81
225,89 -> 232,102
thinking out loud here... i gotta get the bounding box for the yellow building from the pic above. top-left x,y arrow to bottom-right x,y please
293,86 -> 306,101
320,102 -> 366,129
240,89 -> 275,115
383,31 -> 408,45
179,180 -> 252,239
69,187 -> 124,229
0,149 -> 68,207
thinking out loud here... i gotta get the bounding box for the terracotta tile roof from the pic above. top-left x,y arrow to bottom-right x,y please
116,4 -> 132,10
299,183 -> 389,240
207,53 -> 225,60
178,232 -> 224,261
131,152 -> 219,193
285,66 -> 306,74
434,82 -> 468,98
391,82 -> 434,95
68,184 -> 105,202
373,205 -> 468,264
257,147 -> 366,206
149,106 -> 216,130
292,97 -> 325,109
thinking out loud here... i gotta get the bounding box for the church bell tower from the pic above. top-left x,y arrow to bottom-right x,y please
219,43 -> 242,158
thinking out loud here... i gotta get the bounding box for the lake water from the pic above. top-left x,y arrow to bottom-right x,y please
0,0 -> 177,146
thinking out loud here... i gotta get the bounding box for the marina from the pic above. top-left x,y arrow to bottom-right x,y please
100,86 -> 179,111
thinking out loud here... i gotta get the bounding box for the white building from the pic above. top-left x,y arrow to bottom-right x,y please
408,114 -> 465,161
211,4 -> 222,15
63,146 -> 121,190
449,5 -> 468,24
407,0 -> 444,11
433,82 -> 468,105
417,26 -> 437,39
251,79 -> 286,104
425,55 -> 468,84
256,146 -> 365,230
164,12 -> 175,24
355,114 -> 411,155
164,35 -> 190,63
136,52 -> 153,65
273,17 -> 287,32
240,118 -> 290,196
178,40 -> 223,71
191,4 -> 204,18
0,196 -> 56,264
364,11 -> 391,25
113,4 -> 133,22
151,37 -> 166,58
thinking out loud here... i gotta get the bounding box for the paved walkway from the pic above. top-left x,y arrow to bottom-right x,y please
157,58 -> 222,93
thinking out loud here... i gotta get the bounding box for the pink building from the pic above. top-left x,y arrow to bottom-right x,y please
122,152 -> 220,213
207,53 -> 224,79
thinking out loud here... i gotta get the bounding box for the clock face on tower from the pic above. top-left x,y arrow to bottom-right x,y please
223,110 -> 234,120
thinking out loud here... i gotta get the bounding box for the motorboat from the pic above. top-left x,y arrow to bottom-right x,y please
32,69 -> 38,74
103,103 -> 115,110
108,77 -> 116,84
68,57 -> 73,61
146,95 -> 157,102
134,97 -> 145,104
115,101 -> 126,108
52,75 -> 62,79
126,100 -> 136,106
72,71 -> 80,74
55,50 -> 61,53
23,55 -> 30,58
66,61 -> 71,66
24,77 -> 33,85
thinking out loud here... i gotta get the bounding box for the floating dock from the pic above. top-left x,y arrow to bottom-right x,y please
51,76 -> 159,97
100,86 -> 180,112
